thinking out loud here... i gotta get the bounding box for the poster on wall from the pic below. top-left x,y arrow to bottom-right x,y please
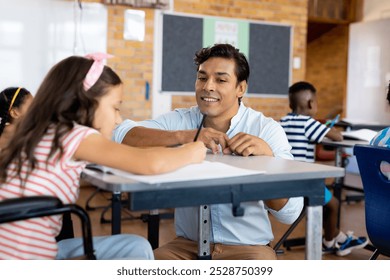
203,18 -> 249,59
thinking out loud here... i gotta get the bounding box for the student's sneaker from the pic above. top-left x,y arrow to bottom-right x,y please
322,243 -> 337,255
335,231 -> 369,256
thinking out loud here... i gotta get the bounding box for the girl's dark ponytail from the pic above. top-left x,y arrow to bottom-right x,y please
0,87 -> 31,136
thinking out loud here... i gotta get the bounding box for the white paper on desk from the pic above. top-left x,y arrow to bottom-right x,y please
342,129 -> 378,142
106,161 -> 265,184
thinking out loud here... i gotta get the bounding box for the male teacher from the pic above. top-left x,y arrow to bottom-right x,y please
113,43 -> 303,260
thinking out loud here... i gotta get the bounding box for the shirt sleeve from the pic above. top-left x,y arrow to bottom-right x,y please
266,196 -> 304,224
370,127 -> 390,147
112,108 -> 200,143
112,119 -> 140,143
146,110 -> 192,130
305,118 -> 330,143
260,118 -> 293,160
61,125 -> 99,169
112,116 -> 176,143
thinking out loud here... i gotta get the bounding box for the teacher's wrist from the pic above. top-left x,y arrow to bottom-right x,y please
175,130 -> 193,145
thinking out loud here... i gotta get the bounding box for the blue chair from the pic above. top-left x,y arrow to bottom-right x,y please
354,144 -> 390,259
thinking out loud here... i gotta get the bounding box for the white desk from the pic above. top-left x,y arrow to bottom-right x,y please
81,154 -> 344,260
322,138 -> 368,170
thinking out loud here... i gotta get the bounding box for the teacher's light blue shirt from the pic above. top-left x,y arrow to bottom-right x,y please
114,103 -> 303,245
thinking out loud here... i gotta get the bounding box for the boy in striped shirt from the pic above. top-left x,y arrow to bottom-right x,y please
280,81 -> 368,256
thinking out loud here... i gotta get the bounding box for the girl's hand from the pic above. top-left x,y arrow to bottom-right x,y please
181,141 -> 207,163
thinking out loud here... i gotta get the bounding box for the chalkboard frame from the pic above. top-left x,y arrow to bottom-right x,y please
157,11 -> 292,97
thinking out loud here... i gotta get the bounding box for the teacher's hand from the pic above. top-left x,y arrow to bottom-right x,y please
195,127 -> 229,154
223,132 -> 273,157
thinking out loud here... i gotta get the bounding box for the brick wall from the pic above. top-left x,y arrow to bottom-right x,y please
306,25 -> 349,120
106,6 -> 154,120
82,0 -> 309,121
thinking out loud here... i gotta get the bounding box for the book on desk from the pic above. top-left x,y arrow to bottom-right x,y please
341,128 -> 378,142
336,118 -> 387,131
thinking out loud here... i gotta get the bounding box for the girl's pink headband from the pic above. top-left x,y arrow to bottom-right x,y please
83,53 -> 113,91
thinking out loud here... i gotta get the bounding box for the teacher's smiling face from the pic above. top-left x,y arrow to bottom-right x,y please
195,57 -> 247,122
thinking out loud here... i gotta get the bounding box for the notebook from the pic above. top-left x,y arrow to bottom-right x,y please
341,129 -> 378,142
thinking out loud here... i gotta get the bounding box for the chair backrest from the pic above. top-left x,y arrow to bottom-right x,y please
354,144 -> 390,257
0,196 -> 96,260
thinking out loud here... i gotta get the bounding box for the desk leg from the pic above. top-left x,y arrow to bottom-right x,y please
333,147 -> 343,228
111,191 -> 121,234
305,206 -> 323,260
198,205 -> 211,260
147,210 -> 160,249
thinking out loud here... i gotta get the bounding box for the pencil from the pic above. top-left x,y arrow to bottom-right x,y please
194,114 -> 206,141
328,114 -> 340,128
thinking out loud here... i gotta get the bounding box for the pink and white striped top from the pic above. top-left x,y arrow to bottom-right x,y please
0,124 -> 98,259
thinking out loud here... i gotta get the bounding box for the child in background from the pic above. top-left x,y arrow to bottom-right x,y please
0,87 -> 33,150
0,53 -> 206,260
371,81 -> 390,148
280,81 -> 368,256
370,81 -> 390,179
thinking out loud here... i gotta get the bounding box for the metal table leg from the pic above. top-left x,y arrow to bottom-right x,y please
147,209 -> 160,249
305,205 -> 323,260
111,191 -> 122,234
198,205 -> 211,259
333,147 -> 343,228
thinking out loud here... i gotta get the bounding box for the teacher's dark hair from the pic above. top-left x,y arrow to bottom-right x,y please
194,43 -> 250,104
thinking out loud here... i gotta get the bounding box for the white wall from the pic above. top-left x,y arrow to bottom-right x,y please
345,1 -> 390,124
0,0 -> 107,94
363,0 -> 390,21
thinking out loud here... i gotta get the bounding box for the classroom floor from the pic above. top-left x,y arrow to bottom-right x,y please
74,173 -> 388,260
